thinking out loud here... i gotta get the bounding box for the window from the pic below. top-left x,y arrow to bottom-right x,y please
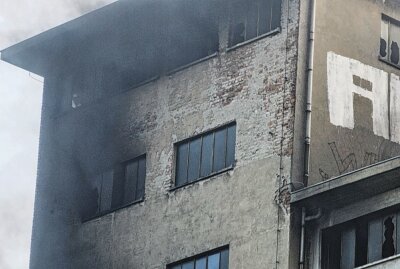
111,155 -> 146,209
380,15 -> 400,67
228,0 -> 281,48
175,123 -> 236,187
84,155 -> 146,220
322,209 -> 400,269
168,247 -> 229,269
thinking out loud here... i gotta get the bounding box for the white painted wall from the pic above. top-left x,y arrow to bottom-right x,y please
327,52 -> 400,143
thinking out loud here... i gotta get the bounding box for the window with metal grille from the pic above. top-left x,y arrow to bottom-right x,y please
84,155 -> 146,221
322,208 -> 400,269
175,123 -> 236,188
168,247 -> 229,269
228,0 -> 281,48
380,14 -> 400,68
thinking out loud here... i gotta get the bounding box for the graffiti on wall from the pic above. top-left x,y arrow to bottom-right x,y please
327,52 -> 400,143
319,140 -> 398,180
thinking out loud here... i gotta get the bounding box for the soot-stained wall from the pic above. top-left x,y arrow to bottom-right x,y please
29,0 -> 300,268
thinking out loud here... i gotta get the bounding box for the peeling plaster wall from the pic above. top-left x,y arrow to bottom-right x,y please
309,0 -> 400,184
30,0 -> 300,268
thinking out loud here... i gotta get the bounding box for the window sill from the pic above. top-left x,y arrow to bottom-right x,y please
378,56 -> 400,70
82,198 -> 144,223
169,166 -> 234,192
355,253 -> 400,269
226,27 -> 281,53
166,52 -> 219,76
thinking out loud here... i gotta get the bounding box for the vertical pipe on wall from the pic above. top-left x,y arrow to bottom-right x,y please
304,0 -> 316,186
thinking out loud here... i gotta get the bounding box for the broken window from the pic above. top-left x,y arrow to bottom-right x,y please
83,155 -> 146,220
175,123 -> 236,188
322,209 -> 400,269
229,0 -> 282,48
168,247 -> 229,269
380,15 -> 400,67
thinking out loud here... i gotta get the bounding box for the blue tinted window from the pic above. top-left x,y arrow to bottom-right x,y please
200,133 -> 214,177
168,248 -> 229,269
208,253 -> 220,269
175,123 -> 236,187
195,257 -> 207,269
187,138 -> 202,182
176,143 -> 189,186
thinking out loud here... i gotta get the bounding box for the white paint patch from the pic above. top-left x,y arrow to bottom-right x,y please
327,52 -> 389,139
390,73 -> 400,143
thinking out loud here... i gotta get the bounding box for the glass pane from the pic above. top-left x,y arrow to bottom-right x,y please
381,20 -> 389,59
176,143 -> 189,186
195,257 -> 207,269
124,160 -> 138,204
271,0 -> 282,30
136,157 -> 146,200
207,253 -> 220,269
100,171 -> 114,212
229,0 -> 247,46
341,227 -> 356,269
220,249 -> 229,269
226,125 -> 236,167
368,218 -> 383,263
213,128 -> 227,172
397,213 -> 400,254
111,167 -> 125,209
200,133 -> 214,177
259,0 -> 272,34
382,216 -> 396,258
182,261 -> 194,269
246,1 -> 258,40
171,265 -> 181,269
188,138 -> 202,182
390,23 -> 400,65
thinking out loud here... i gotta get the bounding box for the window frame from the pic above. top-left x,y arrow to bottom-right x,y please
321,206 -> 400,269
379,14 -> 400,70
171,121 -> 237,191
227,0 -> 282,51
82,154 -> 147,222
167,245 -> 229,269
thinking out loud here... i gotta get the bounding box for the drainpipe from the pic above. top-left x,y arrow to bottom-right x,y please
299,207 -> 322,269
304,0 -> 317,186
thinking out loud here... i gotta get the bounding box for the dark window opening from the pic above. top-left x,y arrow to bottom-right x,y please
83,155 -> 146,221
380,15 -> 400,67
322,209 -> 400,269
229,0 -> 282,48
168,247 -> 229,269
175,123 -> 236,187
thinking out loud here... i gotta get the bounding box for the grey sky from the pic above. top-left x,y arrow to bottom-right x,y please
0,1 -> 115,268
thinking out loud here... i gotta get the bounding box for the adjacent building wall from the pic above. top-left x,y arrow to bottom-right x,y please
309,0 -> 400,184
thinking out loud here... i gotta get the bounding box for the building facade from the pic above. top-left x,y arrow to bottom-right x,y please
2,0 -> 400,269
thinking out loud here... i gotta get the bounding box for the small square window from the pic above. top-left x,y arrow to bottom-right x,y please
168,247 -> 229,269
380,15 -> 400,67
175,123 -> 236,188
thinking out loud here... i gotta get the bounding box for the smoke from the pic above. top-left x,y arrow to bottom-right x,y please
0,1 -> 116,268
0,0 -> 116,49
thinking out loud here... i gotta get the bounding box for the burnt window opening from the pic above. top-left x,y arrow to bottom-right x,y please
175,123 -> 236,188
83,155 -> 146,221
228,0 -> 282,48
322,209 -> 400,269
380,15 -> 400,67
168,247 -> 229,269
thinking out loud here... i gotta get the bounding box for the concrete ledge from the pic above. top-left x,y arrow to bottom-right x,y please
291,156 -> 400,209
